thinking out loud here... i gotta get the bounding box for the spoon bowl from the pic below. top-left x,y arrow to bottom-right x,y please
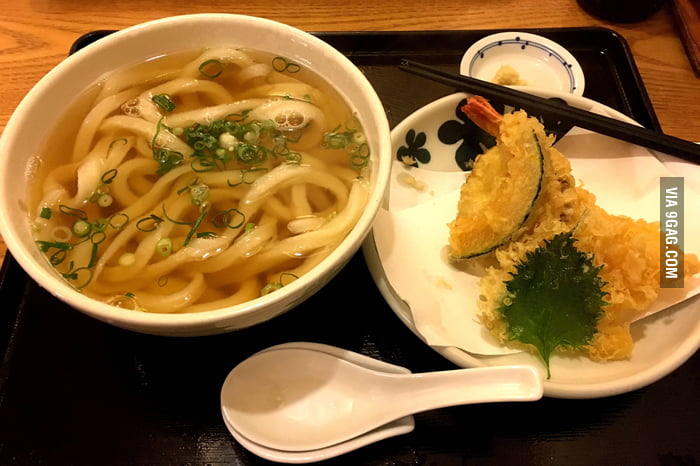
221,342 -> 415,463
223,403 -> 414,464
221,343 -> 543,453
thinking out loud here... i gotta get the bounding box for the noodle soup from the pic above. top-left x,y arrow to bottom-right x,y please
28,47 -> 372,314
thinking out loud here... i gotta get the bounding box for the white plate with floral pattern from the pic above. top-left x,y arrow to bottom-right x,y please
363,90 -> 700,399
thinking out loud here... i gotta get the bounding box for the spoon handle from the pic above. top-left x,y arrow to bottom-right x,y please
384,365 -> 542,413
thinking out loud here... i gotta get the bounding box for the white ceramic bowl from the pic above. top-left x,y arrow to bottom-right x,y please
461,32 -> 585,96
0,14 -> 391,336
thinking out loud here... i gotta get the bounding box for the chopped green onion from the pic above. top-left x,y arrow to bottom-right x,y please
90,230 -> 106,245
323,133 -> 347,150
88,242 -> 99,268
271,56 -> 301,74
161,205 -> 195,226
152,116 -> 184,175
345,116 -> 360,131
50,249 -> 68,266
183,114 -> 287,172
189,183 -> 210,207
322,122 -> 370,171
190,157 -> 219,173
227,167 -> 268,187
72,220 -> 92,238
92,218 -> 108,232
183,209 -> 208,247
63,265 -> 93,290
260,272 -> 299,295
156,238 -> 173,257
177,178 -> 199,195
40,207 -> 52,219
350,148 -> 370,170
36,240 -> 73,253
285,151 -> 302,165
136,214 -> 163,232
153,148 -> 184,175
59,204 -> 87,219
109,138 -> 128,149
86,170 -> 118,205
101,169 -> 118,184
198,59 -> 224,78
261,282 -> 282,295
236,143 -> 267,165
211,209 -> 245,229
97,193 -> 113,208
152,94 -> 176,112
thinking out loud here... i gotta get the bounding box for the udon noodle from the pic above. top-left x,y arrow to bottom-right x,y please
29,47 -> 371,313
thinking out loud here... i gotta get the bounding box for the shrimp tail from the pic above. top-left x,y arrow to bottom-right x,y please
460,96 -> 502,137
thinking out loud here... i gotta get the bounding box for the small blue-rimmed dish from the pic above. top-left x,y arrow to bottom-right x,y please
460,32 -> 585,96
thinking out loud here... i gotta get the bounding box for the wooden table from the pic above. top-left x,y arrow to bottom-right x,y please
0,0 -> 699,265
1,3 -> 699,464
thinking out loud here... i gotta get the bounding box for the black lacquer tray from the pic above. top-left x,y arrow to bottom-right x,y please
1,28 -> 698,465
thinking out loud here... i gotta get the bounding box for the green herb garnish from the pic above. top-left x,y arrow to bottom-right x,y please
211,208 -> 245,229
183,113 -> 285,169
198,59 -> 224,78
87,169 -> 118,206
136,214 -> 163,232
261,272 -> 299,296
498,232 -> 607,377
156,238 -> 173,257
322,118 -> 370,171
36,210 -> 128,289
151,116 -> 184,174
271,56 -> 301,74
152,94 -> 176,112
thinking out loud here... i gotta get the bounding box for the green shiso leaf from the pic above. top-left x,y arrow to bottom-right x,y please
498,231 -> 607,377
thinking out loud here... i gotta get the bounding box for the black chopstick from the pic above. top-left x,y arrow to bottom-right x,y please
399,59 -> 700,164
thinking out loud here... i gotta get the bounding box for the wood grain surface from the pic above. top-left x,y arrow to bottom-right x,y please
1,5 -> 699,465
1,0 -> 699,263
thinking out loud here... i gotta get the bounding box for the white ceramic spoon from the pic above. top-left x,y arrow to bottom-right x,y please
220,342 -> 415,463
220,343 -> 543,455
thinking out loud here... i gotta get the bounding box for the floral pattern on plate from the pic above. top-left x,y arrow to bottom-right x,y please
394,95 -> 574,172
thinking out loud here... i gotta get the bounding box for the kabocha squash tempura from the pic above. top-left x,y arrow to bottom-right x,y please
449,96 -> 700,373
447,98 -> 546,260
